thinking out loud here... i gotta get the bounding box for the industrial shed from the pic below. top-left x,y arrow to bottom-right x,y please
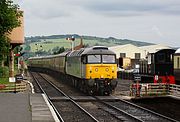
109,44 -> 146,59
109,44 -> 172,59
109,44 -> 172,69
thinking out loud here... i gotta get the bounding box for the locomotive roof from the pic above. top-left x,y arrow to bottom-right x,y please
29,46 -> 116,60
67,46 -> 115,57
175,48 -> 180,54
147,48 -> 175,55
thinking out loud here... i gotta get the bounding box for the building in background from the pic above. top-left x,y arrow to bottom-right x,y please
8,11 -> 24,82
109,44 -> 173,69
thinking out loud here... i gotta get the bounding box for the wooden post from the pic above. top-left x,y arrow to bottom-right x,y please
9,46 -> 14,77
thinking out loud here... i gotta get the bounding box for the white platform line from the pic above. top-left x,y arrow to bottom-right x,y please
42,94 -> 60,122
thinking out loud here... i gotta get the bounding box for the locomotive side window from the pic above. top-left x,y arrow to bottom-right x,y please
102,55 -> 116,63
166,53 -> 172,62
157,53 -> 165,63
87,55 -> 101,63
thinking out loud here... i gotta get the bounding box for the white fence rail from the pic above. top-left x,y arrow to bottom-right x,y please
169,84 -> 180,98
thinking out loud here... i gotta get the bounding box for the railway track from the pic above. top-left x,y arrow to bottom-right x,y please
31,72 -> 179,122
97,98 -> 179,122
31,72 -> 98,122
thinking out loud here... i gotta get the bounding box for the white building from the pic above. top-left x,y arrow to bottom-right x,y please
109,44 -> 146,59
139,44 -> 172,54
109,44 -> 172,59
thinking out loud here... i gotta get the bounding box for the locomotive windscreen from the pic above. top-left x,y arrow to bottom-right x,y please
87,54 -> 116,64
87,55 -> 101,63
102,55 -> 116,63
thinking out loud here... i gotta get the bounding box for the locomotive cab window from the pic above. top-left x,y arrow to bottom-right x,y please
87,55 -> 101,63
81,56 -> 87,64
102,55 -> 116,63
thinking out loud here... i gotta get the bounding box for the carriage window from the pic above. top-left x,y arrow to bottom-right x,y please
102,55 -> 115,63
87,55 -> 101,63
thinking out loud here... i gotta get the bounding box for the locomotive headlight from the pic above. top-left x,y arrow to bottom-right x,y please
95,68 -> 98,72
112,67 -> 114,70
105,68 -> 109,72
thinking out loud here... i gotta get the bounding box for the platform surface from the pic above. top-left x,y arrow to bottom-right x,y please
0,93 -> 31,122
30,94 -> 56,122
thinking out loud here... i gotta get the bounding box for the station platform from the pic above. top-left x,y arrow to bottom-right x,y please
0,93 -> 59,122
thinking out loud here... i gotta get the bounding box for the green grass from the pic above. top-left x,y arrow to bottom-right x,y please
0,78 -> 9,84
29,38 -> 117,52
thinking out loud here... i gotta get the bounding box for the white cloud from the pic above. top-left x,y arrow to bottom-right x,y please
13,0 -> 180,47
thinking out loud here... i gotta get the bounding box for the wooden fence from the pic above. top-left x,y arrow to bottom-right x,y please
130,83 -> 169,97
0,83 -> 27,93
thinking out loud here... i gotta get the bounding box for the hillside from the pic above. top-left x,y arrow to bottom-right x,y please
23,34 -> 154,58
25,34 -> 153,48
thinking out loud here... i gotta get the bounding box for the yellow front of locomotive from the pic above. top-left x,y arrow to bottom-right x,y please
85,64 -> 117,79
83,53 -> 118,95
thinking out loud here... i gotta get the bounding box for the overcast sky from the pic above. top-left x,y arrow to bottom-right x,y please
13,0 -> 180,47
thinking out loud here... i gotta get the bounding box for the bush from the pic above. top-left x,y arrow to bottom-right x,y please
0,66 -> 9,78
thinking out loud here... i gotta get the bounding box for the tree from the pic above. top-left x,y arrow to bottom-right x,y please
53,46 -> 65,54
0,0 -> 22,66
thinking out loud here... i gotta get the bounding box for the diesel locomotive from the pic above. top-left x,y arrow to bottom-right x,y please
135,49 -> 176,84
28,46 -> 118,95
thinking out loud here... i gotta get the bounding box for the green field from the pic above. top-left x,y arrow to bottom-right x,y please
29,38 -> 116,52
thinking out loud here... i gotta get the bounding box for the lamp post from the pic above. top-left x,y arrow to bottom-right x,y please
40,45 -> 43,56
35,43 -> 39,56
66,36 -> 75,51
71,36 -> 75,51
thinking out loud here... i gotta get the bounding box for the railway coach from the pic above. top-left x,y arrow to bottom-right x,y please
28,46 -> 118,95
174,48 -> 180,85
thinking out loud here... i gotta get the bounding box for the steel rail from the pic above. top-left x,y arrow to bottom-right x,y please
37,73 -> 99,122
31,72 -> 65,122
94,96 -> 144,122
116,97 -> 179,122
